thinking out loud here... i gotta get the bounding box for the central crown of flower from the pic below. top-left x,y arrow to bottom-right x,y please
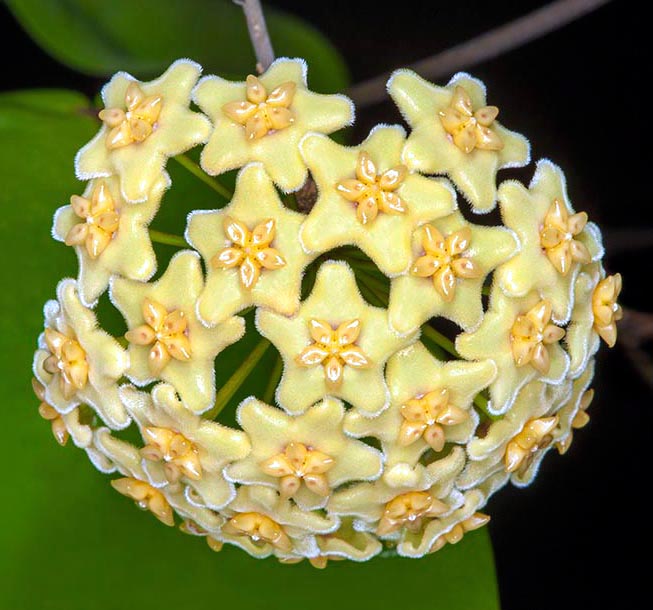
510,300 -> 565,374
223,512 -> 292,551
64,182 -> 120,259
540,198 -> 591,275
439,85 -> 503,154
42,328 -> 89,399
411,224 -> 481,301
336,151 -> 408,224
140,426 -> 202,482
399,388 -> 469,451
212,216 -> 286,289
504,416 -> 559,473
223,74 -> 296,140
111,477 -> 174,526
592,274 -> 623,347
295,318 -> 371,388
377,491 -> 448,536
260,441 -> 335,498
99,82 -> 163,150
125,298 -> 192,374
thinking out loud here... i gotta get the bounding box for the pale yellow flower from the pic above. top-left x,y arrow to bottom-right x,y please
193,58 -> 354,192
388,70 -> 529,212
33,279 -> 130,429
31,377 -> 115,472
217,486 -> 339,559
555,362 -> 596,455
496,160 -> 604,323
388,211 -> 518,333
256,261 -> 417,416
95,428 -> 223,533
299,126 -> 455,275
456,288 -> 569,415
119,383 -> 251,510
52,174 -> 168,306
186,163 -> 314,326
76,60 -> 210,203
400,490 -> 488,558
225,397 -> 382,510
344,343 -> 495,480
110,251 -> 245,412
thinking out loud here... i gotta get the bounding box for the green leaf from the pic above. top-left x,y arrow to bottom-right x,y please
0,90 -> 499,610
6,0 -> 349,92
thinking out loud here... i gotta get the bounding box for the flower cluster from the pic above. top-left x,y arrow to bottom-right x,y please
32,58 -> 620,565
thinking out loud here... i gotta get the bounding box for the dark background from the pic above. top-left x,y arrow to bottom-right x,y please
2,1 -> 650,607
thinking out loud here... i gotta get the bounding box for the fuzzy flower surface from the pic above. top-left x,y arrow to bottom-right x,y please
186,163 -> 314,326
256,261 -> 417,415
193,58 -> 354,192
300,125 -> 456,276
388,70 -> 530,212
110,251 -> 245,412
76,60 -> 211,203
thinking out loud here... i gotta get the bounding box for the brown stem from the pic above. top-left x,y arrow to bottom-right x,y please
235,0 -> 275,72
617,308 -> 653,390
347,0 -> 612,107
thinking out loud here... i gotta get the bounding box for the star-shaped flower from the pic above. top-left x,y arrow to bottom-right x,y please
399,489 -> 488,558
256,261 -> 417,415
186,163 -> 314,326
388,70 -> 530,212
193,58 -> 354,192
110,251 -> 245,412
555,362 -> 596,455
76,59 -> 211,203
388,211 -> 519,333
52,174 -> 168,306
327,452 -> 467,555
345,342 -> 496,478
299,126 -> 456,275
456,288 -> 569,415
32,279 -> 129,429
217,485 -> 339,559
119,383 -> 251,510
94,427 -> 223,533
496,159 -> 604,323
225,397 -> 382,511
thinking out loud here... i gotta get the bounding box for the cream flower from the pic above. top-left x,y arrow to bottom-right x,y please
328,450 -> 466,554
75,59 -> 211,203
256,261 -> 417,415
217,485 -> 339,559
388,211 -> 518,333
110,251 -> 245,412
193,58 -> 354,192
32,279 -> 129,429
95,427 -> 223,533
388,70 -> 529,212
280,518 -> 382,566
52,174 -> 168,306
345,343 -> 496,479
119,383 -> 251,510
225,397 -> 382,510
427,512 -> 490,554
299,126 -> 456,275
555,362 -> 596,455
186,163 -> 314,326
456,288 -> 569,415
496,160 -> 604,323
399,489 -> 487,558
31,377 -> 116,472
458,380 -> 577,490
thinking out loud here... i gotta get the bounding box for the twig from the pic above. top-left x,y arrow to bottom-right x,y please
348,0 -> 611,107
173,154 -> 232,200
234,0 -> 275,72
617,308 -> 653,390
149,229 -> 188,248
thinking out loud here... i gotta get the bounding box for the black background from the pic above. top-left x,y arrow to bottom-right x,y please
2,1 -> 650,607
